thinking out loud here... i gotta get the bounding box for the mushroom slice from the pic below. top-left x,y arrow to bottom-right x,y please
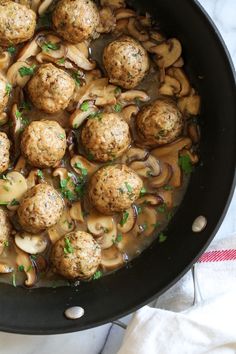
167,68 -> 191,97
177,95 -> 201,116
15,233 -> 47,254
188,122 -> 200,144
180,149 -> 199,164
138,14 -> 152,27
69,105 -> 98,129
130,155 -> 161,178
0,263 -> 13,274
101,0 -> 125,9
117,206 -> 137,233
58,209 -> 75,233
119,90 -> 150,104
115,8 -> 136,20
31,0 -> 41,12
38,0 -> 53,15
135,206 -> 157,237
121,147 -> 149,164
0,51 -> 11,71
87,212 -> 117,249
115,18 -> 129,33
47,227 -> 62,244
159,75 -> 181,96
152,137 -> 192,157
71,155 -> 97,177
121,105 -> 139,124
26,169 -> 40,189
173,57 -> 184,68
136,194 -> 163,206
97,7 -> 116,33
15,245 -> 37,287
157,189 -> 173,208
150,163 -> 173,188
37,33 -> 65,59
142,40 -> 156,52
127,18 -> 149,42
69,201 -> 84,223
0,171 -> 28,205
0,112 -> 8,126
66,44 -> 96,71
17,38 -> 40,62
7,61 -> 34,88
94,84 -> 117,106
150,31 -> 166,42
101,246 -> 124,271
14,156 -> 26,173
11,103 -> 24,142
151,38 -> 182,68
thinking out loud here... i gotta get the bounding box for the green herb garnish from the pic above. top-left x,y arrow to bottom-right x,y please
15,110 -> 22,119
93,270 -> 103,280
42,41 -> 60,52
18,265 -> 25,272
88,111 -> 103,121
72,71 -> 82,86
157,203 -> 167,213
163,185 -> 173,191
125,182 -> 133,193
158,232 -> 167,243
7,46 -> 16,55
114,87 -> 121,95
37,170 -> 43,179
74,162 -> 88,177
137,206 -> 142,215
10,199 -> 19,206
3,240 -> 9,247
57,58 -> 66,64
64,237 -> 74,254
58,134 -> 65,140
18,65 -> 36,77
20,101 -> 31,111
80,101 -> 90,112
87,152 -> 94,161
119,211 -> 129,226
113,103 -> 122,112
5,83 -> 12,95
139,187 -> 147,197
178,154 -> 193,175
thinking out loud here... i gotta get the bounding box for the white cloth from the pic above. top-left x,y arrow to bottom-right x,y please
117,234 -> 236,354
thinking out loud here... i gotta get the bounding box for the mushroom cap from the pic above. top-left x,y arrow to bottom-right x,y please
136,99 -> 183,146
89,164 -> 143,215
17,183 -> 64,233
21,120 -> 67,168
0,132 -> 10,174
52,0 -> 100,43
103,36 -> 149,89
0,1 -> 36,46
81,113 -> 131,162
27,63 -> 75,113
0,75 -> 9,113
0,208 -> 11,253
50,231 -> 101,280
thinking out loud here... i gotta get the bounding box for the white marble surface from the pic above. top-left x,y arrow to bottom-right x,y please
0,1 -> 236,353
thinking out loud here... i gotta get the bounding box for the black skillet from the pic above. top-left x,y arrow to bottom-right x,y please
0,0 -> 236,334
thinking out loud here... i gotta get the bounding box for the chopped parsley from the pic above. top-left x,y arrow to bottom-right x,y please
114,87 -> 121,95
37,169 -> 43,179
137,206 -> 142,215
178,154 -> 193,175
135,97 -> 141,106
119,211 -> 129,226
18,265 -> 25,272
15,110 -> 22,119
57,58 -> 66,64
74,162 -> 88,177
139,187 -> 147,197
152,221 -> 162,228
158,232 -> 167,243
18,65 -> 36,77
64,237 -> 74,254
163,185 -> 173,191
141,222 -> 148,232
113,103 -> 122,112
116,233 -> 122,243
93,270 -> 103,280
5,83 -> 12,95
125,182 -> 133,193
10,199 -> 19,206
60,175 -> 85,201
12,273 -> 16,287
167,210 -> 174,221
87,152 -> 94,161
7,46 -> 16,55
80,101 -> 90,112
42,41 -> 60,52
72,71 -> 82,86
88,111 -> 103,121
20,101 -> 31,111
58,133 -> 65,140
157,203 -> 167,214
3,240 -> 9,247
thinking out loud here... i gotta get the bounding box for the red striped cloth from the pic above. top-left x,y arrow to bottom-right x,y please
198,249 -> 236,263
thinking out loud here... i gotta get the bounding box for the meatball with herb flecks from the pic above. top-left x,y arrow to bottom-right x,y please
0,208 -> 11,255
0,0 -> 36,46
17,184 -> 64,234
52,0 -> 100,43
21,120 -> 67,168
50,231 -> 101,280
136,99 -> 184,146
81,113 -> 131,162
27,64 -> 75,113
103,36 -> 150,89
0,132 -> 10,174
89,164 -> 143,215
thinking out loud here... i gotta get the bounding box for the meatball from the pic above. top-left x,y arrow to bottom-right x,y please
0,1 -> 36,46
17,184 -> 64,233
21,120 -> 66,168
89,164 -> 143,215
81,113 -> 131,162
50,231 -> 101,280
0,208 -> 11,254
52,0 -> 100,43
27,64 -> 75,113
136,99 -> 183,146
0,75 -> 9,113
103,36 -> 149,89
0,132 -> 10,174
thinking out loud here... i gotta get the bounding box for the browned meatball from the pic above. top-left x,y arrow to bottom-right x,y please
89,164 -> 143,215
0,75 -> 9,113
0,132 -> 10,174
103,36 -> 149,89
0,208 -> 11,255
0,1 -> 36,46
27,64 -> 75,113
50,231 -> 101,280
136,99 -> 183,146
17,184 -> 64,233
52,0 -> 100,43
81,113 -> 131,162
21,120 -> 66,168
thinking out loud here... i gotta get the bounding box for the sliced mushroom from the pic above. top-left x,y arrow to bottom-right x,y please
31,0 -> 41,12
158,75 -> 181,96
0,263 -> 13,273
11,103 -> 24,141
94,84 -> 117,106
151,38 -> 182,68
15,233 -> 47,254
26,169 -> 40,189
0,51 -> 11,71
0,171 -> 28,205
142,40 -> 156,52
0,112 -> 8,126
177,95 -> 201,115
129,155 -> 161,178
97,7 -> 116,33
188,122 -> 200,144
127,18 -> 149,42
47,227 -> 62,244
15,245 -> 37,287
121,105 -> 139,124
150,31 -> 166,42
121,147 -> 149,164
138,13 -> 151,27
58,209 -> 75,233
115,18 -> 129,33
136,194 -> 163,206
66,44 -> 96,71
167,68 -> 191,97
150,163 -> 172,188
115,8 -> 136,20
36,33 -> 65,60
38,0 -> 53,15
101,0 -> 125,9
17,38 -> 40,62
74,78 -> 113,106
69,105 -> 98,129
7,61 -> 33,87
157,189 -> 173,208
173,57 -> 184,68
101,246 -> 124,271
69,201 -> 84,223
119,90 -> 150,104
134,206 -> 157,237
14,156 -> 26,173
117,206 -> 137,233
71,155 -> 97,177
87,211 -> 117,249
180,149 -> 199,164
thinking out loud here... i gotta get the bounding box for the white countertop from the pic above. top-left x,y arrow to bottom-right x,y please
0,1 -> 235,353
